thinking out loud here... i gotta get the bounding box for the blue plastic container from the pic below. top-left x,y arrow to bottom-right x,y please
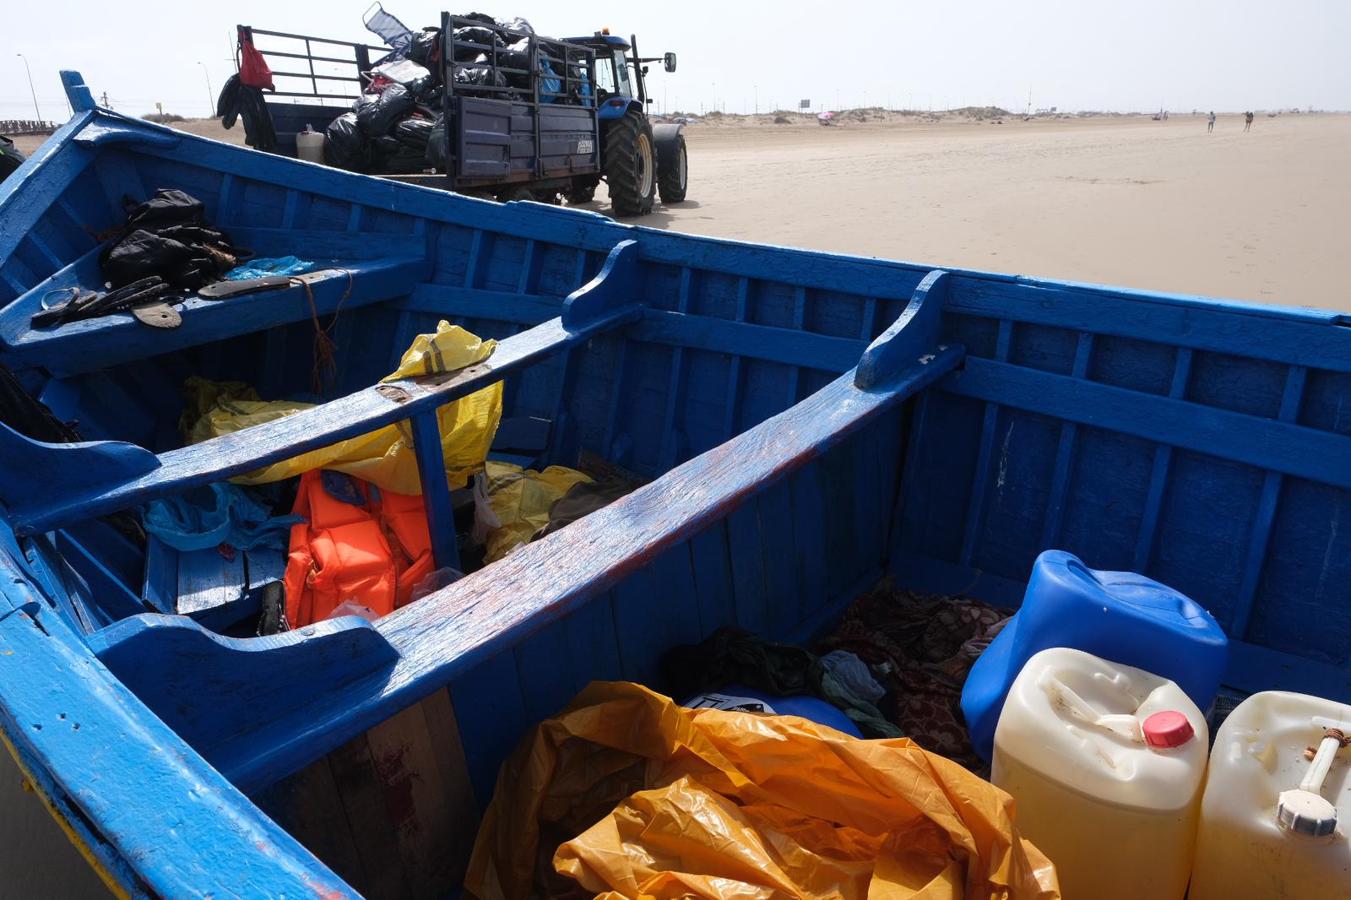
962,550 -> 1229,761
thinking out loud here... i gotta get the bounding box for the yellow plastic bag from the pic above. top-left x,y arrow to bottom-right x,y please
465,682 -> 1059,900
472,461 -> 592,562
188,322 -> 501,494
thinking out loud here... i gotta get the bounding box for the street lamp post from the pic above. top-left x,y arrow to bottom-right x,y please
16,53 -> 42,123
198,62 -> 215,116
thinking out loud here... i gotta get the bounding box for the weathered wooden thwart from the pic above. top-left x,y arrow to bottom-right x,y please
0,73 -> 1348,896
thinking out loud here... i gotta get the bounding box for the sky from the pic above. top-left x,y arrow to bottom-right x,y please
2,0 -> 1349,121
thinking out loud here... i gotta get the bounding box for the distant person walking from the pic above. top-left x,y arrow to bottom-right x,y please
1207,111 -> 1216,132
1244,111 -> 1254,132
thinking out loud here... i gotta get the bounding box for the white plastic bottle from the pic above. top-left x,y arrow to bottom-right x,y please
1189,691 -> 1351,900
991,647 -> 1208,900
296,124 -> 325,164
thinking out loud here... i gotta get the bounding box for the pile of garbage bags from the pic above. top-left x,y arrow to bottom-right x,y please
324,11 -> 587,174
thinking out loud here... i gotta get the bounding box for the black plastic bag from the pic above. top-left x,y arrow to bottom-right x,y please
324,112 -> 371,171
393,116 -> 435,150
124,189 -> 205,230
371,135 -> 429,173
409,28 -> 442,67
354,83 -> 415,136
453,65 -> 507,88
496,17 -> 534,41
452,25 -> 500,61
425,113 -> 450,170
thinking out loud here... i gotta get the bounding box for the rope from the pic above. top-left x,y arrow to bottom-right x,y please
295,269 -> 354,395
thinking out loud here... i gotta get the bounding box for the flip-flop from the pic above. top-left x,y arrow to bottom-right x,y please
198,275 -> 294,300
131,302 -> 182,329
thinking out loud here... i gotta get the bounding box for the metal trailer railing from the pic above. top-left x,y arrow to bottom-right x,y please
238,24 -> 391,102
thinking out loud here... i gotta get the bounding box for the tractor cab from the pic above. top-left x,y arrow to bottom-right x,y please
565,29 -> 677,119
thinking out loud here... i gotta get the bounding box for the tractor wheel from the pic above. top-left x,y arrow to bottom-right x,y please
656,132 -> 688,203
0,137 -> 26,184
603,109 -> 656,216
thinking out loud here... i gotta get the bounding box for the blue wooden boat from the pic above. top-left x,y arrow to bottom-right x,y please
1,72 -> 1348,896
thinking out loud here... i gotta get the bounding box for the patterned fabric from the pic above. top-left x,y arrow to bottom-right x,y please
821,582 -> 1011,772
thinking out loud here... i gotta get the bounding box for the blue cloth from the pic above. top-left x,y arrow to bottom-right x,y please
224,256 -> 314,281
143,483 -> 301,552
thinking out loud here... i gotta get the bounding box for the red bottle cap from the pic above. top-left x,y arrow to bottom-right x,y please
1142,711 -> 1194,749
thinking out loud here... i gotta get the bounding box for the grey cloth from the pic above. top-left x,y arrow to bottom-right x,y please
819,650 -> 886,704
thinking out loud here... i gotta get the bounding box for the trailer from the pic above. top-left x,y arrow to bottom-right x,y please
235,15 -> 685,215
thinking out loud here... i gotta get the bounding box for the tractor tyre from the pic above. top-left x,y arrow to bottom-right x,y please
603,109 -> 656,216
656,132 -> 688,203
0,137 -> 26,184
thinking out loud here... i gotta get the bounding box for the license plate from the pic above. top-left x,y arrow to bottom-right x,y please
577,139 -> 594,155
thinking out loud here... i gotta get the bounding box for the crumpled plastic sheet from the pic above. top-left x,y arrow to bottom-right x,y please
187,321 -> 501,494
222,255 -> 313,280
465,681 -> 1059,900
471,460 -> 592,562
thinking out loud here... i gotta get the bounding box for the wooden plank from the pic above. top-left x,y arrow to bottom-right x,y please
789,461 -> 829,625
418,688 -> 482,889
326,733 -> 414,900
611,544 -> 701,687
726,502 -> 769,636
364,701 -> 460,897
722,277 -> 751,439
657,268 -> 695,470
447,652 -> 530,809
513,624 -> 578,724
141,536 -> 177,615
1229,365 -> 1308,639
632,309 -> 865,373
1040,332 -> 1095,547
176,549 -> 245,617
947,274 -> 1351,373
755,481 -> 799,640
688,525 -> 737,633
562,591 -> 626,688
409,409 -> 461,572
942,355 -> 1351,490
959,319 -> 1014,566
1133,349 -> 1193,570
254,757 -> 369,894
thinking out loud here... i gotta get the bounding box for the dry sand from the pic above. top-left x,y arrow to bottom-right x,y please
12,112 -> 1350,310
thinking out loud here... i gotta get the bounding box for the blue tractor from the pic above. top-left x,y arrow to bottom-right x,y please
560,29 -> 687,215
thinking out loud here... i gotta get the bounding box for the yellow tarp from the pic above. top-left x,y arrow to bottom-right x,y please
466,682 -> 1059,900
473,460 -> 592,563
187,322 -> 501,494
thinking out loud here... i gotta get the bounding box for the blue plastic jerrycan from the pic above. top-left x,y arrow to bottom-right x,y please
962,550 -> 1228,762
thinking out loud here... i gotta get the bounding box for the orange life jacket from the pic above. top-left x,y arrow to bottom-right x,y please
283,470 -> 434,627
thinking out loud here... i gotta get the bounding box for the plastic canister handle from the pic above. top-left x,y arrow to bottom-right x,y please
1037,671 -> 1142,742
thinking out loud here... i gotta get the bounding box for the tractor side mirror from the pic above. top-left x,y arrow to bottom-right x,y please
663,52 -> 677,73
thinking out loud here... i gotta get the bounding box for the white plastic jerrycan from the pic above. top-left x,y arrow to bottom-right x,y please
991,647 -> 1208,900
1189,691 -> 1351,900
